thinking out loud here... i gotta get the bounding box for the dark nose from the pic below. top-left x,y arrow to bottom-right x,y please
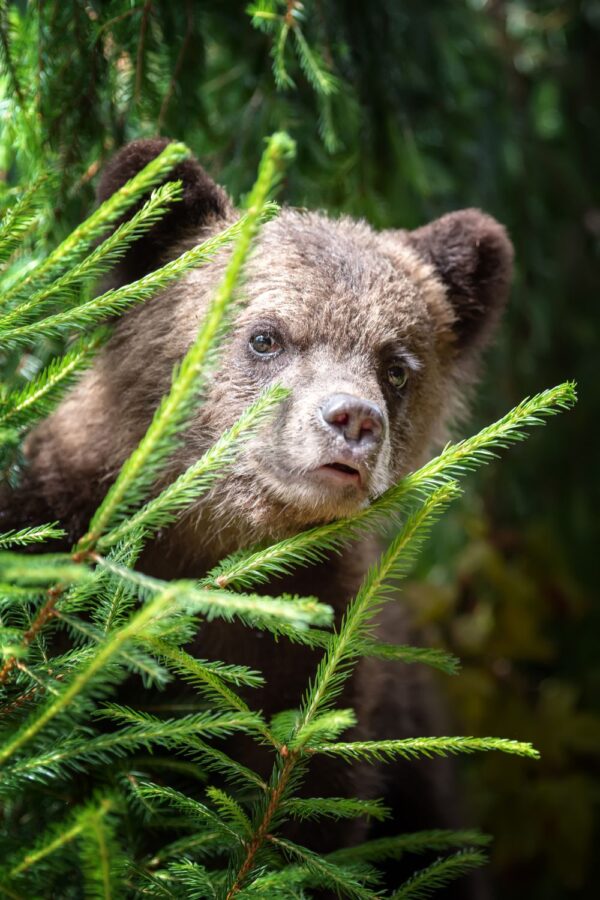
319,393 -> 384,448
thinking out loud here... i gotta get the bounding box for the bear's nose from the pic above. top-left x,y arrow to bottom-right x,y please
319,393 -> 384,448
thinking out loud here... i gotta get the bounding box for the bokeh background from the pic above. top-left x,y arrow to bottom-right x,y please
0,1 -> 597,897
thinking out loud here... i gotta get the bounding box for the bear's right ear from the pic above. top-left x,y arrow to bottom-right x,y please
96,137 -> 232,284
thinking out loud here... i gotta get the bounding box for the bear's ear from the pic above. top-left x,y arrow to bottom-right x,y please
406,209 -> 514,353
96,137 -> 232,284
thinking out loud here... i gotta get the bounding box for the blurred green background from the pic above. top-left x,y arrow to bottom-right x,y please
0,1 -> 598,897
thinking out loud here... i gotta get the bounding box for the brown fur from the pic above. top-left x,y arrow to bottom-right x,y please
2,140 -> 513,896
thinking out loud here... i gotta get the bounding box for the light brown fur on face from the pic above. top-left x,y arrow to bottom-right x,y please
21,197 -> 510,559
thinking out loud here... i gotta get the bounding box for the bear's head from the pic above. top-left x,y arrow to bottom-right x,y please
24,139 -> 513,559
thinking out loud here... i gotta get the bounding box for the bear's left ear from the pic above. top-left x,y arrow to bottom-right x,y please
96,137 -> 233,285
406,209 -> 514,353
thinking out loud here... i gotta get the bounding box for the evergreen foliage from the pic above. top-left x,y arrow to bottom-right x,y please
0,127 -> 576,897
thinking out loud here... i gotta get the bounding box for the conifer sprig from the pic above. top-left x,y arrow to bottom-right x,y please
0,211 -> 256,346
311,736 -> 539,763
97,383 -> 289,550
0,141 -> 191,309
390,850 -> 488,900
0,523 -> 65,549
295,482 -> 461,741
3,794 -> 116,879
0,331 -> 104,430
79,132 -> 295,548
0,174 -> 49,269
0,180 -> 183,328
207,381 -> 577,591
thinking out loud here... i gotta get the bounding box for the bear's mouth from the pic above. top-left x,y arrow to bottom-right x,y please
317,461 -> 362,486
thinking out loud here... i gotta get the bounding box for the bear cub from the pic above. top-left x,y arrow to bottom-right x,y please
2,139 -> 513,892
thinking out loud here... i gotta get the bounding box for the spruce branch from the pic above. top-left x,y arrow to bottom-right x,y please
5,795 -> 116,878
96,383 -> 289,550
91,555 -> 333,630
390,850 -> 488,900
207,381 -> 576,590
0,524 -> 65,549
358,641 -> 460,676
79,132 -> 294,548
0,141 -> 191,310
284,796 -> 390,823
328,829 -> 491,865
0,180 -> 183,328
295,482 -> 460,743
267,835 -> 378,900
0,584 -> 181,766
0,174 -> 49,268
0,211 -> 256,347
0,332 -> 104,430
311,736 -> 540,763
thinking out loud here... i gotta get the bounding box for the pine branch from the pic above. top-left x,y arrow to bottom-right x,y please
1,180 -> 182,328
311,736 -> 540,763
390,850 -> 488,900
78,132 -> 294,548
0,141 -> 191,310
96,383 -> 289,550
0,524 -> 65,549
207,381 -> 576,591
0,332 -> 104,430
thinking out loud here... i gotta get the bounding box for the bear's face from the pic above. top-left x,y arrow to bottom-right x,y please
190,210 -> 459,537
23,139 -> 513,555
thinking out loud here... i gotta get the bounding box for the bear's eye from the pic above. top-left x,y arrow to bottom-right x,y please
249,332 -> 282,357
387,363 -> 408,390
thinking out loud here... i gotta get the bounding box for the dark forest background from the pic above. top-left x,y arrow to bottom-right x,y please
0,1 -> 598,897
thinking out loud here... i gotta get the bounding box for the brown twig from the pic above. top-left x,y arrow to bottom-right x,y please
0,587 -> 62,686
0,1 -> 25,109
134,0 -> 153,104
226,750 -> 297,898
157,0 -> 195,130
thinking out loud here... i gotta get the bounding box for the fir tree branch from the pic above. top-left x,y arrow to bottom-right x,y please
390,850 -> 488,900
90,555 -> 333,630
1,180 -> 182,328
0,585 -> 63,686
295,483 -> 460,743
207,381 -> 577,591
327,829 -> 491,865
0,332 -> 104,430
0,174 -> 48,268
0,584 -> 180,765
267,835 -> 377,900
284,796 -> 389,823
0,524 -> 65,549
0,211 -> 256,346
357,641 -> 460,676
0,141 -> 191,310
7,795 -> 115,877
96,383 -> 289,550
79,132 -> 294,548
311,736 -> 540,763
